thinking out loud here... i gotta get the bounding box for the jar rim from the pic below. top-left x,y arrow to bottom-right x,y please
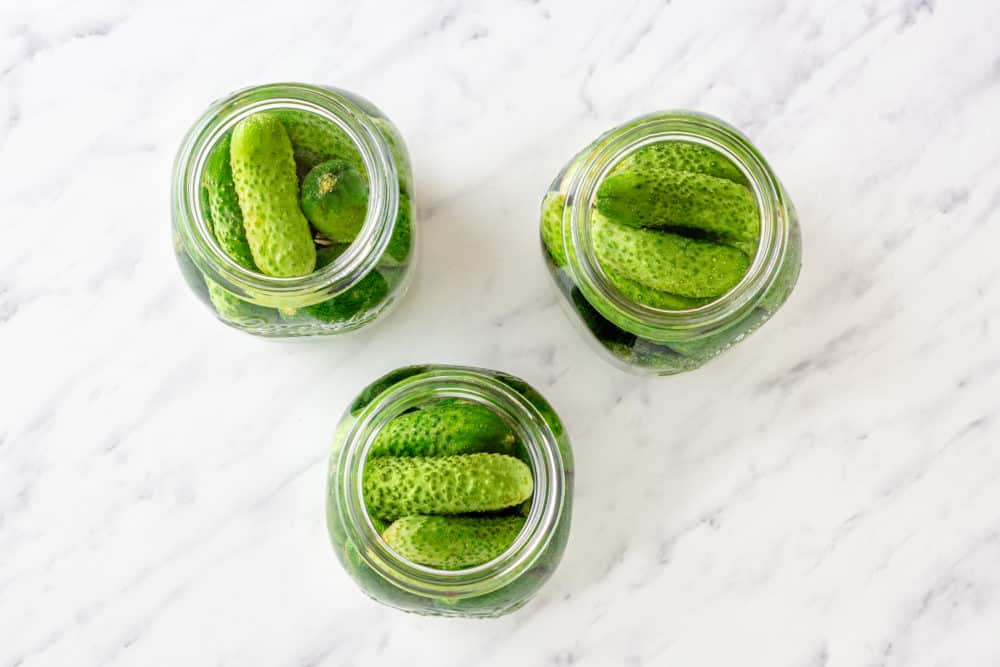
332,366 -> 566,599
171,82 -> 399,308
563,111 -> 792,341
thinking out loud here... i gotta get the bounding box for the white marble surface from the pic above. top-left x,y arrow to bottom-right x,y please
2,0 -> 1000,664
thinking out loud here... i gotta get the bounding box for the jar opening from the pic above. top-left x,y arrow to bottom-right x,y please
564,112 -> 792,341
334,369 -> 565,599
172,83 -> 399,309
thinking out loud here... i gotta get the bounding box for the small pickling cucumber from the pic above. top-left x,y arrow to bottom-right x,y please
230,113 -> 316,277
205,278 -> 276,325
363,453 -> 533,520
301,159 -> 369,243
592,214 -> 749,298
371,116 -> 413,195
202,132 -> 257,270
369,401 -> 516,458
272,109 -> 365,177
383,515 -> 525,570
381,193 -> 413,267
540,191 -> 567,267
597,167 -> 760,255
600,264 -> 713,310
303,270 -> 388,323
612,141 -> 749,186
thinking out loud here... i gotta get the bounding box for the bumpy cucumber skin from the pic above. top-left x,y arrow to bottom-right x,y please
593,215 -> 748,298
230,114 -> 317,277
273,109 -> 366,176
301,159 -> 369,243
613,141 -> 749,186
369,402 -> 516,458
597,167 -> 760,255
363,453 -> 533,520
601,264 -> 712,310
202,133 -> 258,270
540,192 -> 568,267
384,515 -> 526,570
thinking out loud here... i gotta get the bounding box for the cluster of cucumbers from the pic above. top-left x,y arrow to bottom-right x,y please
545,141 -> 761,307
540,141 -> 770,370
363,400 -> 534,570
199,109 -> 412,325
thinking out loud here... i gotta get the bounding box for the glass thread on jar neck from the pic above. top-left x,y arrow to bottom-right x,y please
562,112 -> 792,342
171,83 -> 399,309
334,368 -> 565,599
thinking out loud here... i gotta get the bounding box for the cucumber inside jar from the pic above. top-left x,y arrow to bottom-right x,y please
197,108 -> 413,328
362,399 -> 534,570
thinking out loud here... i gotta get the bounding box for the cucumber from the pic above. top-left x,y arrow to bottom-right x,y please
272,109 -> 365,177
369,401 -> 516,458
592,214 -> 749,298
300,159 -> 369,243
363,453 -> 533,520
383,515 -> 525,569
205,278 -> 276,324
230,113 -> 316,277
371,116 -> 413,196
351,365 -> 434,415
202,132 -> 257,270
597,167 -> 759,255
600,264 -> 713,310
381,193 -> 413,267
303,269 -> 388,323
540,191 -> 567,267
613,140 -> 749,186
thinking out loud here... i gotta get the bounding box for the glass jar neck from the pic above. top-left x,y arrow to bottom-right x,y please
563,111 -> 793,341
334,367 -> 565,599
172,83 -> 399,308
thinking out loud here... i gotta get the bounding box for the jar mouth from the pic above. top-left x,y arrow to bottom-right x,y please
171,82 -> 399,309
564,111 -> 792,341
334,367 -> 565,599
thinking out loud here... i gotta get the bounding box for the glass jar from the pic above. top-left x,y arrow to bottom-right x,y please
326,365 -> 573,618
540,111 -> 801,374
171,83 -> 415,337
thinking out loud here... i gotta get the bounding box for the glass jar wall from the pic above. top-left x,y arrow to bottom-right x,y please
171,83 -> 415,337
540,111 -> 801,374
326,365 -> 573,618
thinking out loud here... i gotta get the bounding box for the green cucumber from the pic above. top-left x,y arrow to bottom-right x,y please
601,264 -> 713,310
592,214 -> 748,298
230,113 -> 316,277
383,515 -> 525,569
202,132 -> 257,270
363,453 -> 533,520
369,401 -> 516,458
613,141 -> 749,186
597,167 -> 759,255
371,116 -> 413,196
381,193 -> 413,267
302,270 -> 388,323
206,279 -> 276,325
273,109 -> 365,176
540,191 -> 567,267
300,159 -> 369,243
